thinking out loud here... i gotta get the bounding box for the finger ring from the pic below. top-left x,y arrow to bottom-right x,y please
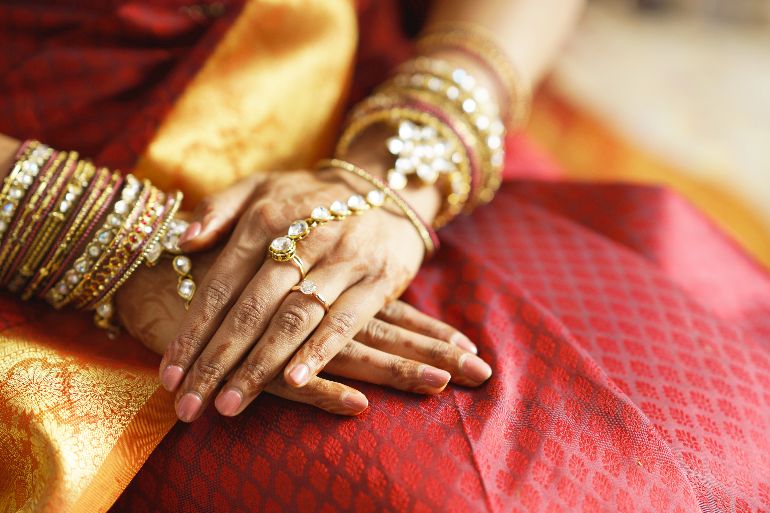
291,279 -> 330,313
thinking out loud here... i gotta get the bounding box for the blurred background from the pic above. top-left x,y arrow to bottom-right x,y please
526,0 -> 770,268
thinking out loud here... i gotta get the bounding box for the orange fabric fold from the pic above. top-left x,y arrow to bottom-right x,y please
0,1 -> 357,512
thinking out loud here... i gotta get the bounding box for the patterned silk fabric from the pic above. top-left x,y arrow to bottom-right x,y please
110,173 -> 770,512
2,0 -> 770,512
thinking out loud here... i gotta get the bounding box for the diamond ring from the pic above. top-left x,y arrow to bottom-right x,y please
290,279 -> 329,313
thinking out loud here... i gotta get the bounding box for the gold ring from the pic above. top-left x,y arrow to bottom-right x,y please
291,279 -> 330,313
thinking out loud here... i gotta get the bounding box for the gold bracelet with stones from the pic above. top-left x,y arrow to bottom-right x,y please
50,175 -> 145,308
26,167 -> 112,300
0,150 -> 72,284
10,159 -> 96,294
0,141 -> 53,240
73,184 -> 161,310
316,158 -> 438,256
337,104 -> 471,229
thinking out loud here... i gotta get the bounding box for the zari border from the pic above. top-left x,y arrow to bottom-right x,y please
69,387 -> 177,513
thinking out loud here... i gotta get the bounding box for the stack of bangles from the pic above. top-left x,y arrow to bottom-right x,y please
336,24 -> 530,228
0,140 -> 194,335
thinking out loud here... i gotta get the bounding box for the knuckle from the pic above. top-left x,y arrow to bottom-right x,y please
172,331 -> 201,363
326,310 -> 356,337
238,360 -> 271,393
252,202 -> 285,235
306,343 -> 329,366
276,302 -> 311,336
428,341 -> 453,363
387,357 -> 415,380
232,295 -> 269,332
364,319 -> 393,346
380,300 -> 405,319
203,277 -> 232,312
193,359 -> 226,387
197,195 -> 216,216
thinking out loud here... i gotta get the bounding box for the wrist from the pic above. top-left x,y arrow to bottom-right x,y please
339,126 -> 443,225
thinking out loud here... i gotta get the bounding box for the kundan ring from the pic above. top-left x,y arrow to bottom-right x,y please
291,279 -> 330,313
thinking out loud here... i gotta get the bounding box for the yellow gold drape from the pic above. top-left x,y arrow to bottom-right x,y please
0,1 -> 356,511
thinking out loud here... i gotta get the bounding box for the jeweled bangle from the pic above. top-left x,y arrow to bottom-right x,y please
0,142 -> 52,242
391,85 -> 501,205
81,187 -> 167,310
11,159 -> 97,294
389,59 -> 506,194
337,105 -> 471,229
417,24 -> 532,129
316,158 -> 439,256
350,90 -> 488,217
0,150 -> 71,286
25,166 -> 110,300
49,175 -> 144,308
72,184 -> 158,309
42,171 -> 123,303
92,190 -> 184,323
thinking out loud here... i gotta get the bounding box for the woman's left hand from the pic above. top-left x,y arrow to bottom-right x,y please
158,169 -> 484,420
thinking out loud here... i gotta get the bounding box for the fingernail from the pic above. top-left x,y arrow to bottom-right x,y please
215,388 -> 242,416
160,365 -> 184,392
341,392 -> 369,413
420,366 -> 451,388
176,392 -> 202,422
451,333 -> 478,354
178,222 -> 202,247
288,363 -> 310,387
460,354 -> 493,383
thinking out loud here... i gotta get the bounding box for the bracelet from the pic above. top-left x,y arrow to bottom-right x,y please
390,57 -> 506,197
417,23 -> 532,129
0,142 -> 52,240
25,166 -> 111,300
11,158 -> 96,294
351,90 -> 491,213
336,106 -> 471,229
316,158 -> 438,256
0,150 -> 70,286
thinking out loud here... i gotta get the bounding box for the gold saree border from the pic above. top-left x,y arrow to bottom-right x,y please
70,387 -> 177,513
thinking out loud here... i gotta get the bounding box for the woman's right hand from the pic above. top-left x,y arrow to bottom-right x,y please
115,243 -> 490,418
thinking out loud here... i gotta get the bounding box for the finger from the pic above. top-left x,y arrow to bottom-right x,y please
159,218 -> 271,393
211,265 -> 360,418
172,260 -> 304,422
358,318 -> 492,387
377,300 -> 478,354
179,173 -> 265,251
284,282 -> 383,388
324,341 -> 451,394
264,376 -> 369,416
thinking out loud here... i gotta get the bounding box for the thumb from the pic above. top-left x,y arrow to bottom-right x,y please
178,173 -> 264,252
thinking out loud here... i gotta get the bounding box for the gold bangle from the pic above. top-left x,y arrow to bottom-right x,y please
316,158 -> 436,256
337,104 -> 471,229
26,167 -> 113,300
74,184 -> 162,309
0,141 -> 51,240
0,151 -> 71,284
417,23 -> 532,129
12,159 -> 96,294
97,190 -> 184,308
53,176 -> 146,308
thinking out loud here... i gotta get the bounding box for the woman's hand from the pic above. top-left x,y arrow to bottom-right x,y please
116,225 -> 491,419
154,169 -> 490,421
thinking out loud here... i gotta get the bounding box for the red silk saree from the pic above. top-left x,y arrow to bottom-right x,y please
1,1 -> 769,512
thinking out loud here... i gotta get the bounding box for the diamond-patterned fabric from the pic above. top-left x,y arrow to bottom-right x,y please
110,178 -> 770,513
